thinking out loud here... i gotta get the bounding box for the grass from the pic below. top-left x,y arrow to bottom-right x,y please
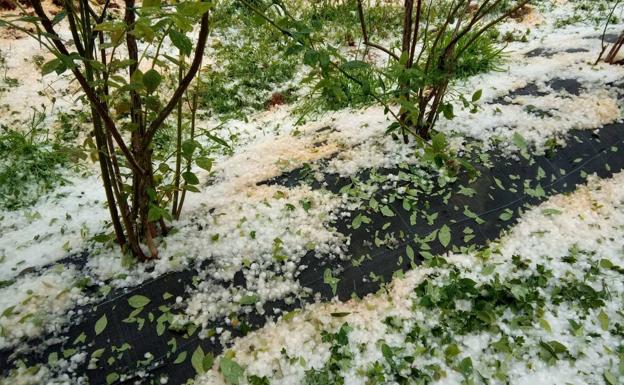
300,0 -> 403,45
0,128 -> 80,210
202,0 -> 509,123
198,0 -> 403,119
198,4 -> 301,119
551,0 -> 621,27
450,29 -> 507,79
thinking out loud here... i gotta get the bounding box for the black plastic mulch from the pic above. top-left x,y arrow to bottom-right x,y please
1,120 -> 621,385
2,86 -> 624,384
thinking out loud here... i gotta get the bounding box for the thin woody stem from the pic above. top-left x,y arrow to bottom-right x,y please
30,0 -> 144,175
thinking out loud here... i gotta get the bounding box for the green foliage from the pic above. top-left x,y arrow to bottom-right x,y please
0,128 -> 82,210
191,346 -> 214,374
551,0 -> 622,27
238,0 -> 517,152
199,6 -> 299,117
220,356 -> 244,385
199,0 -> 402,118
288,244 -> 619,384
303,0 -> 402,43
54,110 -> 91,143
1,0 -> 215,259
94,314 -> 108,336
299,59 -> 381,113
304,323 -> 353,385
452,30 -> 505,79
196,0 -> 505,124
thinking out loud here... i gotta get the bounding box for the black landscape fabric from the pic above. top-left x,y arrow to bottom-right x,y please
2,74 -> 624,385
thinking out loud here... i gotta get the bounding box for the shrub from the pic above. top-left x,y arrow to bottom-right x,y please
240,0 -> 529,144
1,0 -> 212,260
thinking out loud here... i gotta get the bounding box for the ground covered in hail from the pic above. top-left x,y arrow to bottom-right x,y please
0,0 -> 624,384
196,170 -> 624,385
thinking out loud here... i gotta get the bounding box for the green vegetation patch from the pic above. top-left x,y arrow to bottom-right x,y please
0,129 -> 80,210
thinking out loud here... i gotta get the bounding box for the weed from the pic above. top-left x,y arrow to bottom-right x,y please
0,128 -> 79,210
199,9 -> 299,118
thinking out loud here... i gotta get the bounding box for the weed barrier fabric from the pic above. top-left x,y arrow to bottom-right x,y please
297,123 -> 624,300
3,121 -> 622,385
2,120 -> 624,385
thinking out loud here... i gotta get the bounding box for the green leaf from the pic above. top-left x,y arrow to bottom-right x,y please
93,233 -> 113,243
41,58 -> 61,75
381,343 -> 394,365
540,340 -> 568,361
147,206 -> 163,222
142,69 -> 161,93
283,310 -> 299,322
106,372 -> 119,384
457,187 -> 476,198
463,206 -> 485,224
181,185 -> 198,194
196,157 -> 213,172
352,213 -> 370,229
438,225 -> 451,248
73,332 -> 87,345
600,259 -> 614,269
182,171 -> 199,185
431,132 -> 447,153
133,20 -> 155,42
2,305 -> 15,317
203,352 -> 214,372
51,10 -> 66,25
598,310 -> 609,331
472,89 -> 482,102
174,351 -> 187,364
512,132 -> 527,150
48,352 -> 58,365
205,132 -> 230,148
95,314 -> 108,336
191,346 -> 206,374
89,345 -> 110,358
318,51 -> 330,70
549,340 -> 568,354
458,356 -> 473,376
142,0 -> 161,7
380,205 -> 395,217
220,357 -> 244,385
542,208 -> 562,216
303,49 -> 319,66
499,209 -> 513,221
128,295 -> 151,309
182,139 -> 198,157
481,264 -> 496,275
94,21 -> 125,32
539,318 -> 552,333
406,245 -> 415,261
441,103 -> 454,120
323,268 -> 339,296
169,30 -> 192,56
604,371 -> 618,385
239,295 -> 258,305
444,343 -> 460,359
63,348 -> 76,358
176,1 -> 212,17
342,60 -> 368,70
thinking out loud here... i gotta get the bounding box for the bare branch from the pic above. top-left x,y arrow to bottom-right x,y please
408,0 -> 422,67
455,0 -> 531,60
356,0 -> 400,61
